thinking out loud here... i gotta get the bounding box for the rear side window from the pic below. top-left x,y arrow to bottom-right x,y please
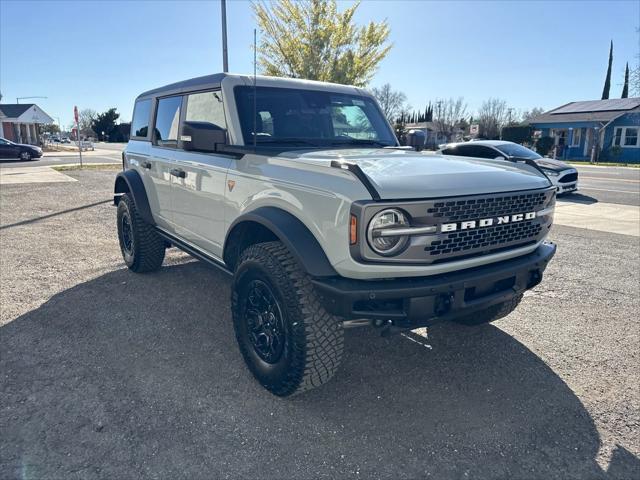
185,91 -> 226,128
130,99 -> 151,138
154,96 -> 182,148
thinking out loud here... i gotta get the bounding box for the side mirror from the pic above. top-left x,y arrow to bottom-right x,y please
406,129 -> 426,151
181,121 -> 226,153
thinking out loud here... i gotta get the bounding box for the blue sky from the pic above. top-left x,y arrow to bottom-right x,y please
1,0 -> 637,127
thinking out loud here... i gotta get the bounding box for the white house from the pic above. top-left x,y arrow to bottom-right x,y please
0,103 -> 54,145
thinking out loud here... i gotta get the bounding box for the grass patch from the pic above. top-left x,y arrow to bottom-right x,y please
568,161 -> 640,168
52,163 -> 121,172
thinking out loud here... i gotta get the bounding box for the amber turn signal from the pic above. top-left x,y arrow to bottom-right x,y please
350,214 -> 358,245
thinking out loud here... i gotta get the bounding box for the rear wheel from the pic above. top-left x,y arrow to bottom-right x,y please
116,193 -> 165,273
452,293 -> 523,326
232,241 -> 344,397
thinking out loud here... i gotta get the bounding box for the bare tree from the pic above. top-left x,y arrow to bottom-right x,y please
79,108 -> 97,137
433,97 -> 468,140
477,98 -> 509,139
521,107 -> 545,123
371,84 -> 407,123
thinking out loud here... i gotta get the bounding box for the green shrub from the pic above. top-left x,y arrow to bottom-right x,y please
536,136 -> 554,156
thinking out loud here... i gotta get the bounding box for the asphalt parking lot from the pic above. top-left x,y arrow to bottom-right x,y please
1,168 -> 639,479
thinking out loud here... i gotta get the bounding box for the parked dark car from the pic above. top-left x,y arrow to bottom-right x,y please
438,140 -> 579,194
0,137 -> 43,161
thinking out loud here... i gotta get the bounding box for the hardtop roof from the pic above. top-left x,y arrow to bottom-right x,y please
135,73 -> 364,101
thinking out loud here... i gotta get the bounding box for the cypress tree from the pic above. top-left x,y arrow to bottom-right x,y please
601,40 -> 613,100
622,62 -> 629,98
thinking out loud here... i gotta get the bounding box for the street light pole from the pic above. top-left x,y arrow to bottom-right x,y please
16,96 -> 47,104
221,0 -> 229,72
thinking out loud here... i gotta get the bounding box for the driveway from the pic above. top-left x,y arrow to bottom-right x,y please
1,169 -> 638,479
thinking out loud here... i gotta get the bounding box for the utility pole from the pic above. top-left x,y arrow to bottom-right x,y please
221,0 -> 229,72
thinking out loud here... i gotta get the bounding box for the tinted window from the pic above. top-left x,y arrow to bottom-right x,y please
185,91 -> 226,128
154,96 -> 182,148
131,99 -> 151,138
494,143 -> 541,159
234,86 -> 396,147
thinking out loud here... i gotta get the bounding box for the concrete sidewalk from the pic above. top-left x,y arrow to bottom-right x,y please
0,166 -> 77,185
554,201 -> 640,236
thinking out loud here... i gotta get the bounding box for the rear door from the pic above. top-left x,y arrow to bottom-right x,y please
0,138 -> 19,158
170,90 -> 233,258
147,95 -> 184,230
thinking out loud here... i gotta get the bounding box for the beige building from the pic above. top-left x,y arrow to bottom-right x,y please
0,103 -> 54,145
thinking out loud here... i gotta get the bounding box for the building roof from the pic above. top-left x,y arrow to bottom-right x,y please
530,98 -> 640,125
0,104 -> 35,118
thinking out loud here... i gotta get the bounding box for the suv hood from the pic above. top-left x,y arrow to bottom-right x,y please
284,148 -> 551,200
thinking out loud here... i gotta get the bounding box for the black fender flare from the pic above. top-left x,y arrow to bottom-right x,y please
113,170 -> 154,225
224,207 -> 338,278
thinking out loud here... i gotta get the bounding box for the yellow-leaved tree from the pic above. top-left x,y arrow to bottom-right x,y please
252,0 -> 391,87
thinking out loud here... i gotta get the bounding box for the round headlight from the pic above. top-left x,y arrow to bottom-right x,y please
367,209 -> 410,256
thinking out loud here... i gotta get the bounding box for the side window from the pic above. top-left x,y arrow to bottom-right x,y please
441,147 -> 458,155
130,99 -> 151,138
456,145 -> 475,157
154,96 -> 182,148
185,91 -> 226,128
477,146 -> 501,159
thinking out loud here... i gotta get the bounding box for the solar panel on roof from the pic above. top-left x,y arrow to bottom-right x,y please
552,98 -> 640,114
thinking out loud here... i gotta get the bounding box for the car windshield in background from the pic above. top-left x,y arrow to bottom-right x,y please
496,143 -> 542,159
234,86 -> 397,147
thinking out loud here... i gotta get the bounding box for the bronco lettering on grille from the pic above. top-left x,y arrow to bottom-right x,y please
440,212 -> 536,233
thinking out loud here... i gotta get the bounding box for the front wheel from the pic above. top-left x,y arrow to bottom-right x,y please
20,151 -> 32,161
232,241 -> 344,397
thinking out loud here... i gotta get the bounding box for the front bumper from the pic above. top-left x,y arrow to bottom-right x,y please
313,242 -> 556,328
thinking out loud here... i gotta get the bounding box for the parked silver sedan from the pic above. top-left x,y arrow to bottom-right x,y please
438,140 -> 578,195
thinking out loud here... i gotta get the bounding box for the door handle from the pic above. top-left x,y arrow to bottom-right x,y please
140,160 -> 152,169
170,168 -> 186,178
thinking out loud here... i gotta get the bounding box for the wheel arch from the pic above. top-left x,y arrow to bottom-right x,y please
114,170 -> 154,225
224,207 -> 338,278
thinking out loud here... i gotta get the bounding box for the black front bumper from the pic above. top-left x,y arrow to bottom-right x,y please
312,242 -> 556,328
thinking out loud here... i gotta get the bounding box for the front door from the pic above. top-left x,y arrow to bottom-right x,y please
170,90 -> 232,258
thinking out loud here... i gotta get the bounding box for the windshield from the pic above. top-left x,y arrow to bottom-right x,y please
495,143 -> 542,159
234,86 -> 397,147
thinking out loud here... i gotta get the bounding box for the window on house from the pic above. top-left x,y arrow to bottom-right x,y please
623,127 -> 638,147
571,128 -> 582,147
154,96 -> 182,148
613,127 -> 623,147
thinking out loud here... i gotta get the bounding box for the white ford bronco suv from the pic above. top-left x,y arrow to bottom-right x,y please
114,73 -> 556,396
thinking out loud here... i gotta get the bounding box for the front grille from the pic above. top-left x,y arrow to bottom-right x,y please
558,172 -> 578,183
425,220 -> 543,256
427,191 -> 547,222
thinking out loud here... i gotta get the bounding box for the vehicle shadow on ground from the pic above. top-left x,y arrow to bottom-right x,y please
558,192 -> 599,205
1,260 -> 638,479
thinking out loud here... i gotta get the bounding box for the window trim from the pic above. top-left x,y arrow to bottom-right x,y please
130,98 -> 153,141
613,126 -> 639,148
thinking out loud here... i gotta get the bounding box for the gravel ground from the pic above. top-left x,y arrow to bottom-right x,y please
1,170 -> 638,479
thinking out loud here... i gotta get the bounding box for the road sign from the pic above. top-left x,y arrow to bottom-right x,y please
74,105 -> 79,123
470,124 -> 480,136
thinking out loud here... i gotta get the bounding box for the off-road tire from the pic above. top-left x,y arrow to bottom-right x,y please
452,293 -> 524,326
232,241 -> 344,397
116,193 -> 165,273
